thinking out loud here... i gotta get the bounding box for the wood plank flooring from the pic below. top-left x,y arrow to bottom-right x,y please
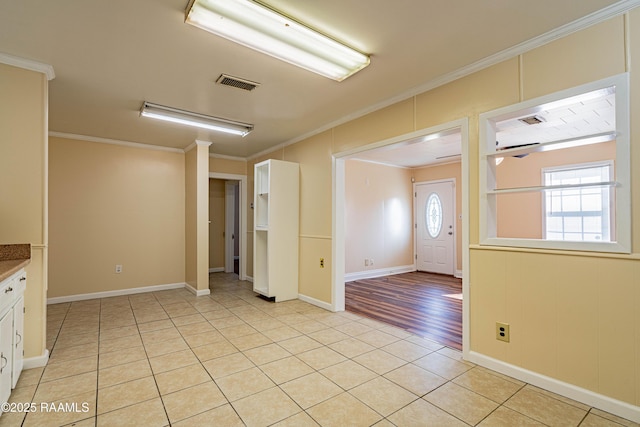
345,271 -> 462,350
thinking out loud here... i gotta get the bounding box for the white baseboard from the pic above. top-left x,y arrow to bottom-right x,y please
245,275 -> 254,283
454,269 -> 462,278
467,351 -> 640,423
208,267 -> 224,273
344,265 -> 415,282
47,282 -> 187,304
298,293 -> 333,311
185,283 -> 211,296
23,349 -> 49,369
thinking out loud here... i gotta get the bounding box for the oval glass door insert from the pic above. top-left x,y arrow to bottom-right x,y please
426,192 -> 443,238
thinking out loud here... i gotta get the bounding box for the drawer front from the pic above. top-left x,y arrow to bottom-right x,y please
0,278 -> 15,318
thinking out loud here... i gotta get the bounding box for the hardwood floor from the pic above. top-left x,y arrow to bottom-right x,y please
345,271 -> 462,350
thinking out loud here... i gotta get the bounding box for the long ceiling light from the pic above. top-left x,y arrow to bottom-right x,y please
185,0 -> 370,81
140,102 -> 253,136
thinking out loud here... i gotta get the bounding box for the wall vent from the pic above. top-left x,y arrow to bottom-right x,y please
518,115 -> 545,125
216,74 -> 260,91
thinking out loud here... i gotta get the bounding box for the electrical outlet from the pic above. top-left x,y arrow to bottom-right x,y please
370,259 -> 374,266
115,264 -> 123,274
320,258 -> 324,268
496,322 -> 510,342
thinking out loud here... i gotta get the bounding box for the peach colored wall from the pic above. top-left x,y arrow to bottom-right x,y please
0,63 -> 48,359
49,137 -> 185,298
209,179 -> 225,270
413,162 -> 463,272
344,160 -> 413,274
497,141 -> 616,239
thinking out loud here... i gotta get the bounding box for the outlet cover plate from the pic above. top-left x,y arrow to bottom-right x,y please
496,322 -> 510,342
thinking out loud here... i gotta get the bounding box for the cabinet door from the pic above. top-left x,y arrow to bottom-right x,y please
12,297 -> 24,389
0,312 -> 12,404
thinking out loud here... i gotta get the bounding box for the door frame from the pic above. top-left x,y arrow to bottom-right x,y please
210,172 -> 247,281
224,181 -> 239,273
414,178 -> 457,276
332,118 -> 470,356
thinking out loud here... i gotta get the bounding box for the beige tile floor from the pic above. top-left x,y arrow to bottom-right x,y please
1,273 -> 638,427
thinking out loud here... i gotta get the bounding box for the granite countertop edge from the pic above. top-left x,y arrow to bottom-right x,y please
0,244 -> 31,283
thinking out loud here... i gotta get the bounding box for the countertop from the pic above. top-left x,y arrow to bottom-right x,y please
0,244 -> 31,282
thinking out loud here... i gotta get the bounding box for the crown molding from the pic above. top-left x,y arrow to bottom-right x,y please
209,152 -> 247,162
49,131 -> 184,153
184,139 -> 212,152
249,0 -> 640,159
0,52 -> 55,80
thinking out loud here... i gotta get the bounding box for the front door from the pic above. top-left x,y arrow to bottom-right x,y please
416,180 -> 455,275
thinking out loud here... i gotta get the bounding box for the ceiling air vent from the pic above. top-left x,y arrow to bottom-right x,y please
518,115 -> 545,125
216,74 -> 260,91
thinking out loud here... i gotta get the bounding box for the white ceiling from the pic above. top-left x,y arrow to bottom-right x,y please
0,0 -> 626,160
496,91 -> 615,148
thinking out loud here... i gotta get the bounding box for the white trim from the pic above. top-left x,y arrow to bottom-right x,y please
460,119 -> 470,359
48,132 -> 184,153
46,282 -> 186,304
467,351 -> 640,423
479,73 -> 631,254
332,118 -> 470,352
185,139 -> 213,153
349,158 -> 411,170
210,152 -> 247,162
454,269 -> 462,279
0,52 -> 55,80
209,267 -> 224,273
23,349 -> 49,369
331,156 -> 346,312
247,0 -> 640,161
344,265 -> 415,282
298,293 -> 333,312
209,172 -> 248,281
245,275 -> 254,283
185,283 -> 211,296
541,160 -> 615,242
224,181 -> 237,273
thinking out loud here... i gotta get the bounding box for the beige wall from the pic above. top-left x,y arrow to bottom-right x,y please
0,63 -> 48,359
245,13 -> 639,408
344,160 -> 413,274
208,179 -> 225,270
413,162 -> 463,272
283,133 -> 332,301
185,142 -> 211,291
49,137 -> 185,297
209,156 -> 246,176
12,5 -> 636,410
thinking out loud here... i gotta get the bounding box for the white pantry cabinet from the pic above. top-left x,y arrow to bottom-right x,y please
0,269 -> 25,405
253,159 -> 299,302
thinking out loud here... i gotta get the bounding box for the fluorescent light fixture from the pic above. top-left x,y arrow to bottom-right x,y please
140,102 -> 253,136
185,0 -> 370,81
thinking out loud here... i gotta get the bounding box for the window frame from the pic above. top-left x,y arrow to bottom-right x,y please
541,160 -> 615,243
479,73 -> 631,253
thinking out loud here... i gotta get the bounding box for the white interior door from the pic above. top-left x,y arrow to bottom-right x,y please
416,180 -> 455,275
